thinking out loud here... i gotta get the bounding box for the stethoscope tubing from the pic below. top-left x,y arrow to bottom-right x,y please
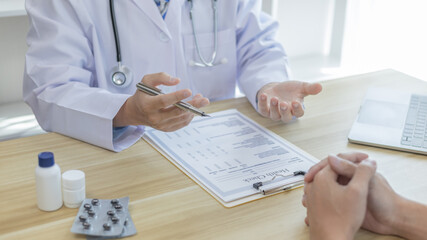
109,0 -> 222,87
110,0 -> 121,63
189,0 -> 218,67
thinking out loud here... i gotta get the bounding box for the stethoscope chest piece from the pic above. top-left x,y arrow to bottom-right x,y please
111,64 -> 133,88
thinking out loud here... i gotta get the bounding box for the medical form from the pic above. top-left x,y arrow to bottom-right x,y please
143,109 -> 317,207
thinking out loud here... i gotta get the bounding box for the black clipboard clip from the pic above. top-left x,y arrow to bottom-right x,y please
252,171 -> 306,195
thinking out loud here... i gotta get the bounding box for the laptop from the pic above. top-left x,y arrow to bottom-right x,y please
348,88 -> 427,155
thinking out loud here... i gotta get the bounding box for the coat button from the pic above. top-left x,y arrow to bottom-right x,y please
159,32 -> 170,42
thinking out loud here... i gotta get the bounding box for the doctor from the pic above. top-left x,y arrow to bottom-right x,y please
24,0 -> 322,152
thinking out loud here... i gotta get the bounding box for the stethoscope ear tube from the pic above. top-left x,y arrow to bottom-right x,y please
189,0 -> 221,67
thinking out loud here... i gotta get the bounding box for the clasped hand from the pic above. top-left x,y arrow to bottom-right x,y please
302,152 -> 403,240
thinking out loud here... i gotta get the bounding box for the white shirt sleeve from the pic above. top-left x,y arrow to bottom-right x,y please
235,0 -> 290,109
23,0 -> 144,152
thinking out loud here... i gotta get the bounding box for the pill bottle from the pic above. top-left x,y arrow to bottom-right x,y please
62,170 -> 85,208
35,152 -> 63,211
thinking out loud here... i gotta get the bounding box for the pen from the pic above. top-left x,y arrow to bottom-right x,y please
261,182 -> 302,195
253,171 -> 306,195
136,82 -> 211,117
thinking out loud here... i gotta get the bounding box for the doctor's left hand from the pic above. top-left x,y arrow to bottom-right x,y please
113,72 -> 209,131
257,81 -> 322,123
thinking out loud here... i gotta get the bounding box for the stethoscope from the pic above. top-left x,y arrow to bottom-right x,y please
109,0 -> 227,87
188,0 -> 227,67
109,0 -> 132,87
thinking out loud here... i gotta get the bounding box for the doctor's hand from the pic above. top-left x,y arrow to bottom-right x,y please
303,159 -> 377,240
257,81 -> 322,122
113,72 -> 209,131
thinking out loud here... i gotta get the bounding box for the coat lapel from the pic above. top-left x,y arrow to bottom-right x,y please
164,0 -> 185,29
131,0 -> 171,38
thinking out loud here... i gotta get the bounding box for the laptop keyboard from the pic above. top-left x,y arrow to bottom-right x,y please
401,95 -> 427,148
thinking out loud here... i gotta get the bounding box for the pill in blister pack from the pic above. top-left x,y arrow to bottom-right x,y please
86,213 -> 137,240
71,197 -> 136,238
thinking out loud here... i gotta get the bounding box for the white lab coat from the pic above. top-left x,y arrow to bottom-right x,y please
24,0 -> 289,152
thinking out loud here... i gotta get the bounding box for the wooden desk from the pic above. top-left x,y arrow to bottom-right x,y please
1,69 -> 426,240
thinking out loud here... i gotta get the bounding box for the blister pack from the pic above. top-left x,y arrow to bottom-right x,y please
70,197 -> 137,238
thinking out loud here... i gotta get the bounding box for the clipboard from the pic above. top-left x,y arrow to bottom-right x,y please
142,109 -> 318,208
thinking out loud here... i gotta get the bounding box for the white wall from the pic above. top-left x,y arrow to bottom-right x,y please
269,0 -> 346,81
341,0 -> 427,81
0,15 -> 28,105
275,0 -> 335,58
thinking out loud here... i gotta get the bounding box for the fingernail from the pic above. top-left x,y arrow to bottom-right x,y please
281,105 -> 287,111
293,102 -> 299,108
365,159 -> 377,167
261,95 -> 266,101
183,91 -> 191,98
328,154 -> 340,165
171,77 -> 179,83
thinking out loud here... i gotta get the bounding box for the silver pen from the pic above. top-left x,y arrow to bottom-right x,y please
136,82 -> 211,117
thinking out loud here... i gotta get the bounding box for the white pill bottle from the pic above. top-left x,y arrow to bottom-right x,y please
35,152 -> 63,211
62,170 -> 85,208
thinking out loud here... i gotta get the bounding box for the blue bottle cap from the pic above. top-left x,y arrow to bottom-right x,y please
38,152 -> 55,168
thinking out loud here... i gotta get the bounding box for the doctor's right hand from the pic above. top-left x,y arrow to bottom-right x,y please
113,72 -> 209,131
